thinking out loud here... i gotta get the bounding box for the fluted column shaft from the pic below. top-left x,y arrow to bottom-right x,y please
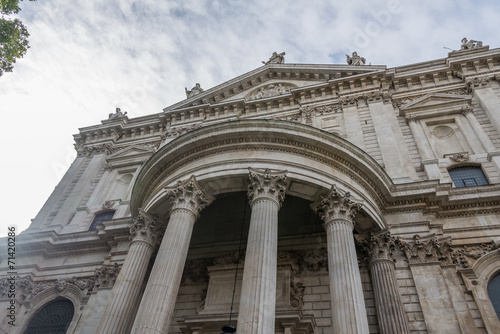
311,185 -> 369,334
96,211 -> 160,334
325,219 -> 369,333
131,176 -> 214,334
370,259 -> 409,334
237,168 -> 287,334
132,209 -> 196,333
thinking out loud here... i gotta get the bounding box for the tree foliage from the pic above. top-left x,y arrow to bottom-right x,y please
0,0 -> 32,77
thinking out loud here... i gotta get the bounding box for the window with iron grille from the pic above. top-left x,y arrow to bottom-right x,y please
448,166 -> 489,188
24,299 -> 74,334
89,211 -> 115,231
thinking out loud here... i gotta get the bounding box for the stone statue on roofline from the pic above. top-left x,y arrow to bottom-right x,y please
346,51 -> 366,66
185,83 -> 204,98
262,51 -> 286,65
108,107 -> 127,120
460,38 -> 483,51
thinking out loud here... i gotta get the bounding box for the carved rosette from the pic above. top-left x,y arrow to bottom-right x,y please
130,209 -> 162,247
247,167 -> 288,206
398,235 -> 453,265
310,185 -> 363,227
357,231 -> 397,264
165,175 -> 215,218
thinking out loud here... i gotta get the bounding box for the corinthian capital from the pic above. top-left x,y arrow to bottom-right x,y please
357,231 -> 397,264
166,175 -> 215,218
461,105 -> 474,116
247,167 -> 288,206
310,185 -> 363,226
130,209 -> 162,247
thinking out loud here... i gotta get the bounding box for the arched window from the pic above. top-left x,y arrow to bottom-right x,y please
24,299 -> 74,334
448,166 -> 489,188
89,211 -> 115,231
488,273 -> 500,320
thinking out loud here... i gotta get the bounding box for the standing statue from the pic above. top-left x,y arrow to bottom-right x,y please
346,51 -> 366,66
185,83 -> 204,98
460,38 -> 483,50
262,51 -> 286,65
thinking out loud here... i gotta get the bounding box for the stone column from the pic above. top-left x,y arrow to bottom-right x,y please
358,232 -> 409,334
96,210 -> 161,334
131,176 -> 214,333
311,185 -> 369,334
237,168 -> 288,334
405,115 -> 443,181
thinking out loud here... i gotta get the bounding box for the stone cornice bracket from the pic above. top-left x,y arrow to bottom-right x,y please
247,167 -> 288,207
357,231 -> 397,264
310,184 -> 363,228
129,209 -> 163,247
165,175 -> 215,218
398,234 -> 453,265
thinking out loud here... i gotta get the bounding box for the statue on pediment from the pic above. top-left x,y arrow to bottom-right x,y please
185,83 -> 204,98
108,107 -> 127,120
346,51 -> 366,65
262,51 -> 286,65
460,38 -> 483,51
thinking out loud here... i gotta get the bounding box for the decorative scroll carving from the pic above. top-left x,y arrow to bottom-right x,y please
246,83 -> 295,101
467,76 -> 490,92
164,123 -> 202,138
247,168 -> 288,206
448,152 -> 470,162
310,185 -> 363,225
77,143 -> 116,157
185,83 -> 204,98
290,276 -> 305,309
0,275 -> 33,301
130,209 -> 163,247
398,235 -> 453,265
262,51 -> 285,65
356,231 -> 397,263
451,241 -> 500,268
182,259 -> 213,284
94,263 -> 121,289
299,106 -> 315,125
346,51 -> 366,65
165,175 -> 215,218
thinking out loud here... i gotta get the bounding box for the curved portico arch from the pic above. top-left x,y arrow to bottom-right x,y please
131,119 -> 394,231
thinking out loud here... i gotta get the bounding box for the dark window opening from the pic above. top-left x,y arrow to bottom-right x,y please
89,211 -> 115,231
488,273 -> 500,321
448,166 -> 489,188
24,299 -> 74,334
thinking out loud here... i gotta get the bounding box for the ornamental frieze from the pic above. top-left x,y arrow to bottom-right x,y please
398,235 -> 453,265
451,241 -> 500,268
163,123 -> 202,138
246,82 -> 296,101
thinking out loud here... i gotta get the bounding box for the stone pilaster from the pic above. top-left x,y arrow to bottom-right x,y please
358,231 -> 409,334
131,176 -> 214,334
237,168 -> 287,334
311,185 -> 369,334
96,210 -> 161,334
405,115 -> 443,180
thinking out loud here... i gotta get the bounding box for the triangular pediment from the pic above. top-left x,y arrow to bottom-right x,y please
400,93 -> 472,115
106,145 -> 156,167
164,63 -> 386,112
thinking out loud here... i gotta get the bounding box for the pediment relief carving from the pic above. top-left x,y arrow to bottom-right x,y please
399,93 -> 472,118
245,82 -> 297,101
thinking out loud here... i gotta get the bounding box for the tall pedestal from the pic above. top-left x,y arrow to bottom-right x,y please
131,176 -> 214,334
237,168 -> 288,334
311,185 -> 369,334
96,210 -> 161,334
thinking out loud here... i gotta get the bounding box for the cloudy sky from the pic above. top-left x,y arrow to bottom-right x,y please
1,0 -> 499,237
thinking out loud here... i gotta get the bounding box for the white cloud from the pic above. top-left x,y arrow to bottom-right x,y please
1,0 -> 499,237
